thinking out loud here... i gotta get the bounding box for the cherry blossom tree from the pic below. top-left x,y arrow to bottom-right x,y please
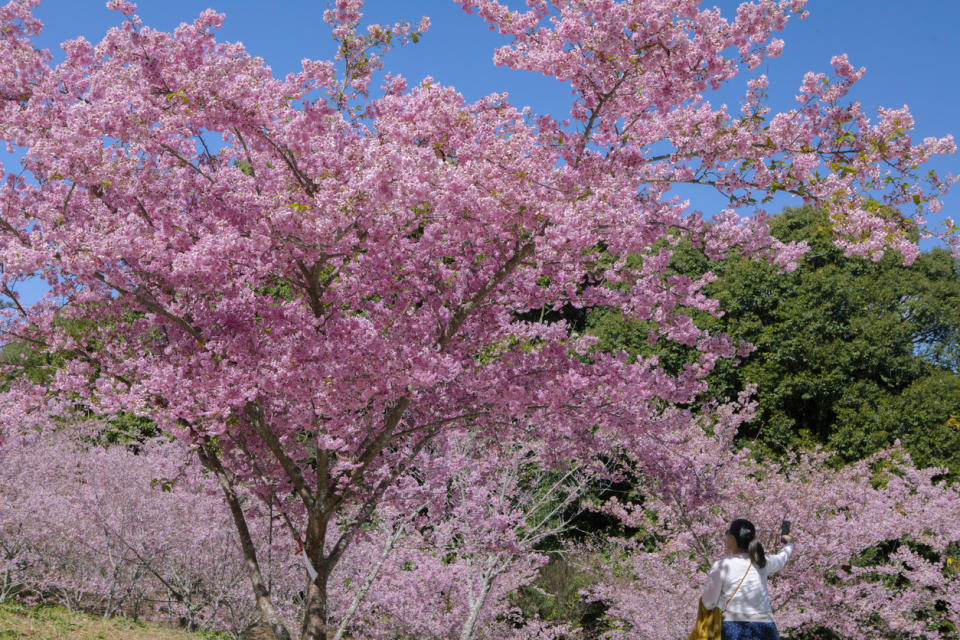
0,0 -> 954,638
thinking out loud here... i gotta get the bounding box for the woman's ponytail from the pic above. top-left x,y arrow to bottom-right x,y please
748,539 -> 767,569
728,518 -> 767,568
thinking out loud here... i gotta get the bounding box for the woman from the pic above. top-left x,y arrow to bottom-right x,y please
701,518 -> 794,640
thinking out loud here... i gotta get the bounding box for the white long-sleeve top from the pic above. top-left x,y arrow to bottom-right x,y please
701,543 -> 794,623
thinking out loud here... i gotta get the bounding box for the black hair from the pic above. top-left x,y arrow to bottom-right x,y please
727,518 -> 766,568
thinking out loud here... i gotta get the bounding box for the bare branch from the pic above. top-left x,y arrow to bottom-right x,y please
0,217 -> 30,247
331,500 -> 429,640
392,410 -> 487,439
334,396 -> 411,513
327,427 -> 434,568
1,285 -> 30,318
438,238 -> 536,351
258,132 -> 317,195
61,182 -> 76,219
230,431 -> 304,543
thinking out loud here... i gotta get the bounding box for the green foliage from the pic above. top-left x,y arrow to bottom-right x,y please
0,340 -> 60,389
510,555 -> 608,635
588,207 -> 960,477
832,370 -> 960,475
96,411 -> 161,446
0,314 -> 158,446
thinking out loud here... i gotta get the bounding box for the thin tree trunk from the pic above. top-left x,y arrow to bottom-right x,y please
197,443 -> 292,640
458,558 -> 499,640
103,545 -> 121,618
332,522 -> 405,640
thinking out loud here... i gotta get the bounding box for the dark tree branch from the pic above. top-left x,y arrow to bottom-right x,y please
159,143 -> 215,183
244,401 -> 316,510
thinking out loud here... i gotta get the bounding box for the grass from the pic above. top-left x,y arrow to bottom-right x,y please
0,601 -> 222,640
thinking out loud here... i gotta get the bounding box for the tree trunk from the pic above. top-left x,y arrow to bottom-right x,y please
197,444 -> 292,640
300,510 -> 331,640
300,565 -> 329,640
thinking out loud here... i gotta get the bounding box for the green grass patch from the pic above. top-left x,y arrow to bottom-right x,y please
0,602 -> 214,640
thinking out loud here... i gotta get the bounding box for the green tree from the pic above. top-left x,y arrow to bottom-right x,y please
588,207 -> 960,476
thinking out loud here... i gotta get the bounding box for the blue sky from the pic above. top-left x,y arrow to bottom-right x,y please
10,0 -> 960,302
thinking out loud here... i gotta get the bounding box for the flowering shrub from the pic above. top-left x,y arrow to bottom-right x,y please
588,420 -> 960,640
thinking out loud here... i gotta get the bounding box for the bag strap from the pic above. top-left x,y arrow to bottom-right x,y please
722,560 -> 752,611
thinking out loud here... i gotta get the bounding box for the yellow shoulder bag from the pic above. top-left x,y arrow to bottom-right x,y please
688,560 -> 752,640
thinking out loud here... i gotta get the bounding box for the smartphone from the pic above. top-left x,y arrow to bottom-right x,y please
780,520 -> 791,536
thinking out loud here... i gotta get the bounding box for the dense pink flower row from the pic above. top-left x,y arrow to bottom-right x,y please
0,416 -> 280,635
0,396 -> 579,639
5,388 -> 954,639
